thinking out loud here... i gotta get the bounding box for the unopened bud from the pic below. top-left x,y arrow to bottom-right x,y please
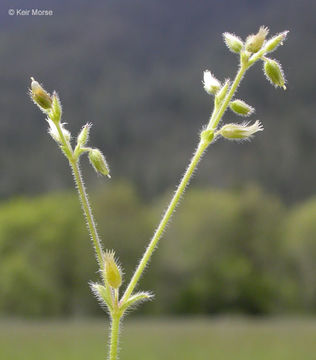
264,58 -> 286,89
88,148 -> 110,178
223,33 -> 243,53
229,99 -> 254,117
245,26 -> 269,53
103,251 -> 122,289
203,70 -> 221,95
77,123 -> 91,147
30,77 -> 52,111
219,120 -> 263,140
263,31 -> 289,53
215,79 -> 230,106
49,93 -> 62,123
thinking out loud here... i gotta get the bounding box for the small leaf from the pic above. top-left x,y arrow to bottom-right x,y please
120,291 -> 153,312
90,282 -> 113,311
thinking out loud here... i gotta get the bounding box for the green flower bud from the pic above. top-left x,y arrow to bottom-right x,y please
200,129 -> 214,144
223,33 -> 243,53
263,31 -> 289,53
219,120 -> 263,140
49,93 -> 62,123
77,123 -> 91,147
215,79 -> 230,106
103,251 -> 122,289
264,58 -> 286,89
229,99 -> 254,117
88,148 -> 110,178
245,26 -> 269,53
30,77 -> 52,111
203,70 -> 221,95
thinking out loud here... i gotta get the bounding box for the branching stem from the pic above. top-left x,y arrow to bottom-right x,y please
55,122 -> 104,266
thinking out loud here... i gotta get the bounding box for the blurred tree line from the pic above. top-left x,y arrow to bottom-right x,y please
0,0 -> 315,203
0,182 -> 315,317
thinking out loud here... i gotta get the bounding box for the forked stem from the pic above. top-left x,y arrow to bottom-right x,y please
55,123 -> 104,266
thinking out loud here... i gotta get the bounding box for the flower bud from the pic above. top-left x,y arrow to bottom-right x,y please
30,77 -> 52,111
223,33 -> 243,53
264,58 -> 286,89
88,148 -> 110,178
77,123 -> 91,147
245,26 -> 269,53
219,120 -> 263,140
263,31 -> 289,53
50,93 -> 62,123
215,79 -> 230,106
203,70 -> 221,95
103,251 -> 122,289
229,99 -> 254,117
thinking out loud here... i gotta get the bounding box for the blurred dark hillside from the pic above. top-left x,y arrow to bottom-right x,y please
0,0 -> 315,202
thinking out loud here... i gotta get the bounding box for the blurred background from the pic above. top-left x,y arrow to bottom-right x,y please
1,0 -> 316,359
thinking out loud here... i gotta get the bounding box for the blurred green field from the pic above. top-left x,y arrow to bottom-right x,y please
1,318 -> 316,360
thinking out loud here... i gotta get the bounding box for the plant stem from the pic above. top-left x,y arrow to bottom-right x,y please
121,140 -> 208,302
122,60 -> 249,303
55,122 -> 104,266
208,64 -> 247,130
70,160 -> 104,266
109,315 -> 120,360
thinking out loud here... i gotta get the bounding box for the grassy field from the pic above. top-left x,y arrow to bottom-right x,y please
1,317 -> 316,360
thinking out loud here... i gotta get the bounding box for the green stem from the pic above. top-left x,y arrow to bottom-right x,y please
54,122 -> 104,266
208,64 -> 247,130
109,315 -> 120,360
121,140 -> 209,302
70,160 -> 104,266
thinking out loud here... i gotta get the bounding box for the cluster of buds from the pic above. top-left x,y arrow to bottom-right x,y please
30,78 -> 110,177
201,26 -> 288,142
222,26 -> 288,89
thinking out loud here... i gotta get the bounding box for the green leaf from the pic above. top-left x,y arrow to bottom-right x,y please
120,291 -> 153,313
90,282 -> 113,311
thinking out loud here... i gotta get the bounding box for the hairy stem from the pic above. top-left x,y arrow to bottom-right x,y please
122,61 -> 249,303
70,160 -> 104,266
109,315 -> 120,360
55,122 -> 104,266
121,140 -> 208,302
208,64 -> 247,130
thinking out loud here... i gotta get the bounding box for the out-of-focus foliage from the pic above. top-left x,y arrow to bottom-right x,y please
283,198 -> 316,311
0,182 -> 315,317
